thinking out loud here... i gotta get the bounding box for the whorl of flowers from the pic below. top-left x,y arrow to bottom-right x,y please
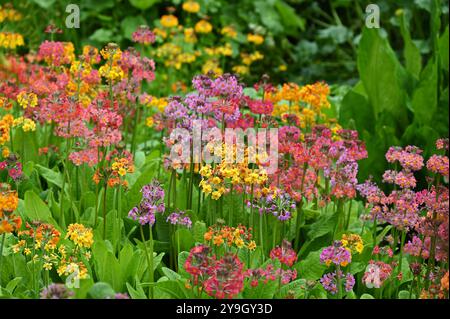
166,210 -> 192,228
269,240 -> 298,267
362,261 -> 393,289
203,253 -> 245,299
128,180 -> 165,226
320,271 -> 355,295
40,284 -> 74,299
320,241 -> 352,267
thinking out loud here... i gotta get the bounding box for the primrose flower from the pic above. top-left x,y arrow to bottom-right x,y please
362,261 -> 393,289
17,92 -> 38,109
40,284 -> 74,299
320,241 -> 352,267
160,15 -> 178,28
247,33 -> 264,45
195,20 -> 213,33
341,233 -> 364,254
128,180 -> 165,226
65,223 -> 94,248
221,26 -> 237,38
270,240 -> 298,267
132,25 -> 155,45
0,32 -> 24,49
182,1 -> 200,13
166,210 -> 192,228
320,271 -> 355,295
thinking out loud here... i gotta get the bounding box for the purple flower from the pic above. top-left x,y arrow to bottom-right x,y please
128,179 -> 165,226
166,210 -> 192,228
320,241 -> 352,267
320,271 -> 355,295
40,284 -> 74,299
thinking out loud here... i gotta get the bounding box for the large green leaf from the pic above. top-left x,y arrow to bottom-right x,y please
439,26 -> 449,71
399,12 -> 422,78
411,59 -> 438,125
296,250 -> 327,280
23,190 -> 52,222
358,28 -> 409,130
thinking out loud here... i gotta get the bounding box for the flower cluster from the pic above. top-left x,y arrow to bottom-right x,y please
320,241 -> 352,267
269,240 -> 298,267
166,210 -> 192,228
320,271 -> 355,295
204,224 -> 255,250
362,261 -> 393,289
128,180 -> 165,226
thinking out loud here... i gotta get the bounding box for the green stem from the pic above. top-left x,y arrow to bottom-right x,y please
140,225 -> 154,299
0,233 -> 5,287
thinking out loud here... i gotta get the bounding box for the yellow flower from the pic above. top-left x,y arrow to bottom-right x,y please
146,116 -> 154,127
221,26 -> 237,38
211,190 -> 222,200
0,32 -> 24,49
182,1 -> 200,13
17,92 -> 38,109
65,223 -> 94,248
278,64 -> 287,71
99,64 -> 124,83
247,240 -> 256,251
234,237 -> 245,248
247,33 -> 264,45
161,15 -> 179,28
232,65 -> 249,75
213,235 -> 224,246
184,27 -> 197,43
195,20 -> 212,33
43,262 -> 53,271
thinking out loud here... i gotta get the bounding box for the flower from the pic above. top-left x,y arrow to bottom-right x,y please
320,271 -> 355,294
247,33 -> 264,45
17,92 -> 38,109
221,26 -> 237,38
341,233 -> 364,254
65,223 -> 94,248
166,210 -> 192,228
195,20 -> 213,34
128,180 -> 165,226
40,284 -> 74,299
204,254 -> 245,299
160,15 -> 179,28
132,25 -> 155,45
270,240 -> 298,267
320,241 -> 352,267
362,261 -> 393,288
0,32 -> 24,49
182,1 -> 200,13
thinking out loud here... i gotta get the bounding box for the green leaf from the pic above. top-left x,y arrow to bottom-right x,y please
89,29 -> 114,43
398,290 -> 415,299
87,282 -> 116,299
35,164 -> 63,188
243,278 -> 278,299
296,250 -> 327,280
121,16 -> 147,40
23,190 -> 52,222
399,12 -> 422,78
357,28 -> 409,130
439,26 -> 449,71
360,293 -> 375,299
31,0 -> 55,9
161,267 -> 181,281
126,281 -> 147,299
129,0 -> 160,10
274,0 -> 305,33
411,59 -> 438,125
193,221 -> 206,243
